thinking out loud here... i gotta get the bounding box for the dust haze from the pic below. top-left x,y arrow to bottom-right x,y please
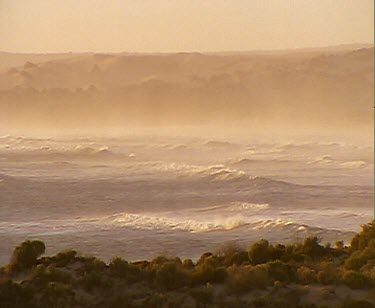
0,44 -> 373,263
0,44 -> 373,141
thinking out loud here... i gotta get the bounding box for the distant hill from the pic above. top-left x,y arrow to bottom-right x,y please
0,45 -> 373,132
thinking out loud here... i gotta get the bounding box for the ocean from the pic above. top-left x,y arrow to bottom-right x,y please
0,133 -> 373,264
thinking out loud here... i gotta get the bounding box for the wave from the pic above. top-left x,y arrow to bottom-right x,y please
309,156 -> 369,169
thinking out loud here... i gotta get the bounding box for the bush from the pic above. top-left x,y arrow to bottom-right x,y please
350,221 -> 375,252
342,270 -> 369,289
194,255 -> 227,284
196,252 -> 213,266
8,240 -> 45,273
248,239 -> 270,265
269,244 -> 286,261
296,266 -> 316,285
317,261 -> 338,285
76,256 -> 106,275
302,236 -> 325,260
227,264 -> 270,293
182,259 -> 194,269
266,260 -> 293,282
190,286 -> 213,307
217,242 -> 248,266
29,264 -> 72,287
154,262 -> 189,291
38,282 -> 75,307
0,279 -> 34,307
109,257 -> 129,278
52,249 -> 77,267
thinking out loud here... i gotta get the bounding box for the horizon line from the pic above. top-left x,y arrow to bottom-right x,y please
1,42 -> 373,56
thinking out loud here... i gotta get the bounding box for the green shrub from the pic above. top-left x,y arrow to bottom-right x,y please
302,236 -> 325,260
38,282 -> 75,307
248,239 -> 271,265
79,270 -> 112,292
350,220 -> 375,252
269,244 -> 286,261
217,242 -> 248,266
182,259 -> 194,269
296,266 -> 316,284
190,286 -> 213,307
52,249 -> 77,267
109,257 -> 129,278
196,252 -> 213,266
317,261 -> 338,285
342,270 -> 369,289
227,264 -> 270,293
29,264 -> 72,287
8,240 -> 45,273
76,256 -> 107,275
151,255 -> 170,267
154,262 -> 189,290
266,260 -> 293,282
194,255 -> 227,284
0,279 -> 34,307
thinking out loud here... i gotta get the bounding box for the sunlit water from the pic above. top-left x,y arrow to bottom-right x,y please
0,134 -> 373,263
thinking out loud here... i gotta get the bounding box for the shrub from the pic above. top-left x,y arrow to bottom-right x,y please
29,264 -> 72,287
248,239 -> 271,265
76,256 -> 106,275
190,286 -> 213,307
52,249 -> 77,267
346,242 -> 375,271
217,242 -> 248,266
302,236 -> 325,260
0,279 -> 34,307
296,266 -> 316,285
154,262 -> 189,291
350,220 -> 375,252
269,244 -> 286,261
317,261 -> 338,285
79,271 -> 112,292
227,264 -> 270,293
182,259 -> 194,269
8,240 -> 45,273
266,260 -> 292,282
342,270 -> 369,289
194,256 -> 227,284
196,252 -> 213,266
38,282 -> 75,307
109,257 -> 129,278
151,255 -> 170,267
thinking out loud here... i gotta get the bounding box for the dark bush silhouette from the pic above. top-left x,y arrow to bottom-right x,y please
350,221 -> 375,251
0,220 -> 374,307
342,270 -> 370,289
248,239 -> 271,265
154,262 -> 189,290
266,260 -> 293,282
8,240 -> 45,273
109,257 -> 129,278
302,236 -> 325,260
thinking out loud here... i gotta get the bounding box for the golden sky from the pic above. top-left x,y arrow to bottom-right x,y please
0,0 -> 373,53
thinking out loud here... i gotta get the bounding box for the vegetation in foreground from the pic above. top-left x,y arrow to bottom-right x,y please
0,221 -> 374,308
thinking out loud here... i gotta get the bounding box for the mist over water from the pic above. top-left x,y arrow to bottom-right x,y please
0,46 -> 373,263
0,132 -> 373,263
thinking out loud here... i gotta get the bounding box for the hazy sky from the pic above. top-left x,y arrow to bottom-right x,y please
0,0 -> 373,53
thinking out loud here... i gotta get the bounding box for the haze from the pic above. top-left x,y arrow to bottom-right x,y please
0,0 -> 373,53
0,0 -> 374,278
